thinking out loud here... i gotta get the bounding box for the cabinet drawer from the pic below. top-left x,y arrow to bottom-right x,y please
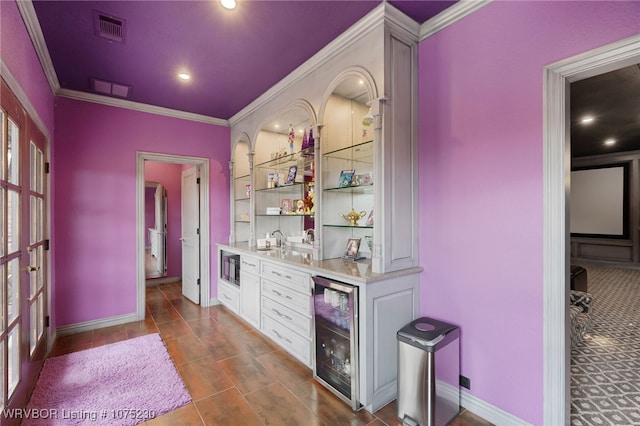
241,256 -> 260,275
262,314 -> 311,367
262,296 -> 311,338
262,278 -> 311,316
261,262 -> 311,295
218,281 -> 239,313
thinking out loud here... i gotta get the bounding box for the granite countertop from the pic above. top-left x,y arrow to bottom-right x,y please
218,242 -> 423,285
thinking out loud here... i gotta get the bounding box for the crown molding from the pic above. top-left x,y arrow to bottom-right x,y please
419,0 -> 493,41
16,0 -> 60,94
19,0 -> 227,127
56,89 -> 229,126
229,3 -> 389,127
383,1 -> 420,43
1,59 -> 52,141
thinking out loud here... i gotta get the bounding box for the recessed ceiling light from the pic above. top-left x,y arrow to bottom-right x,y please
178,72 -> 191,81
220,0 -> 236,10
274,124 -> 280,129
604,138 -> 616,146
580,116 -> 594,124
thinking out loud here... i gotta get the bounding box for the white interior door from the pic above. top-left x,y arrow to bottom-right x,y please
181,167 -> 200,304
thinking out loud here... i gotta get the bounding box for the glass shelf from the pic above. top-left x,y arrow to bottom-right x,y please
323,140 -> 373,163
235,220 -> 250,223
255,182 -> 305,192
255,148 -> 315,169
323,224 -> 373,229
324,184 -> 374,193
256,213 -> 315,217
234,173 -> 250,180
235,197 -> 250,201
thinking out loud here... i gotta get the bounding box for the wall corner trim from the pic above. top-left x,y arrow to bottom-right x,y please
16,0 -> 60,94
419,0 -> 493,41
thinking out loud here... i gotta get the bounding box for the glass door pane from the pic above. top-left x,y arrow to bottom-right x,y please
28,141 -> 46,355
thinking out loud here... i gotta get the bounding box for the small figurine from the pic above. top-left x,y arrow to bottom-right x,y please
288,123 -> 295,153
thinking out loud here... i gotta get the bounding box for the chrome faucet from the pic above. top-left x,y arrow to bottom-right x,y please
271,230 -> 284,247
304,228 -> 315,244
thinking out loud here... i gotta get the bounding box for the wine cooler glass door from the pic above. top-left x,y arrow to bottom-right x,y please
312,276 -> 359,410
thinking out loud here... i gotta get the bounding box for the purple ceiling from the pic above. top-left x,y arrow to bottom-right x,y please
32,1 -> 455,119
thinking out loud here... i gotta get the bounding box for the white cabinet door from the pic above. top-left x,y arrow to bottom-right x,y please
240,271 -> 261,328
218,281 -> 239,313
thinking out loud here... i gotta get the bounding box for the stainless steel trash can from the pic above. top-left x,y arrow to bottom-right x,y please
397,317 -> 460,426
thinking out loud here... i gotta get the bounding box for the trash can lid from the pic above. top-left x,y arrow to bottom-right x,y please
397,317 -> 459,351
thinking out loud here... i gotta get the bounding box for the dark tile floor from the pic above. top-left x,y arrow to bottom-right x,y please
49,283 -> 493,426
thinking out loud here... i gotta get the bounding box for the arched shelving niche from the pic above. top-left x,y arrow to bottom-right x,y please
317,67 -> 379,263
231,133 -> 251,243
252,100 -> 318,247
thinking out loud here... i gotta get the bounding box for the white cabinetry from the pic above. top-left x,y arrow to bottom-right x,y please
261,260 -> 313,367
239,256 -> 261,329
218,281 -> 239,313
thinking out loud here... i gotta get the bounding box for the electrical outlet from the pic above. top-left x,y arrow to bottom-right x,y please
460,375 -> 471,390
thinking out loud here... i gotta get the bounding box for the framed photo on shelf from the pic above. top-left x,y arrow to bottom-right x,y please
338,169 -> 355,188
343,237 -> 361,259
281,198 -> 293,214
352,172 -> 373,186
285,165 -> 298,185
366,210 -> 374,226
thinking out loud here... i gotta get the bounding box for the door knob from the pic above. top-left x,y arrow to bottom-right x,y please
24,265 -> 39,272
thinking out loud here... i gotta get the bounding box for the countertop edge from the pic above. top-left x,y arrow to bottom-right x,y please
217,242 -> 423,284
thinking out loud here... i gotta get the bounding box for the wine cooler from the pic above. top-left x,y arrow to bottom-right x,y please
312,276 -> 360,410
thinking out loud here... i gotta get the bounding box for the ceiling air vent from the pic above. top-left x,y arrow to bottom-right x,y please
93,10 -> 126,42
90,78 -> 132,98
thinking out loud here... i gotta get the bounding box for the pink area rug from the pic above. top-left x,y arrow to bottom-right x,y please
23,333 -> 191,425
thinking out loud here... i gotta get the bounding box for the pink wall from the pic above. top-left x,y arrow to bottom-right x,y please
144,161 -> 184,277
53,98 -> 229,326
418,1 -> 640,423
0,1 -> 55,132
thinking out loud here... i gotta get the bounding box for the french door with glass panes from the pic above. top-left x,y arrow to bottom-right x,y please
1,79 -> 48,413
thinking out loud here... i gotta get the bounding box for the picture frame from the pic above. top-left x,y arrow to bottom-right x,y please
280,198 -> 293,214
351,172 -> 372,187
338,169 -> 355,188
285,165 -> 298,185
365,210 -> 374,226
343,237 -> 361,259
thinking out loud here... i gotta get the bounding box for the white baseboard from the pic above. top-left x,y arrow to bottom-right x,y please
209,298 -> 222,307
461,390 -> 532,425
56,313 -> 138,337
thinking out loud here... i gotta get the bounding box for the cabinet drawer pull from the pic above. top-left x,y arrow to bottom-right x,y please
223,295 -> 232,301
272,329 -> 292,345
271,270 -> 293,280
272,308 -> 292,322
271,288 -> 293,300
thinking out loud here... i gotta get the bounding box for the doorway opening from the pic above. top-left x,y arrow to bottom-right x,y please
543,34 -> 640,424
136,151 -> 211,320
